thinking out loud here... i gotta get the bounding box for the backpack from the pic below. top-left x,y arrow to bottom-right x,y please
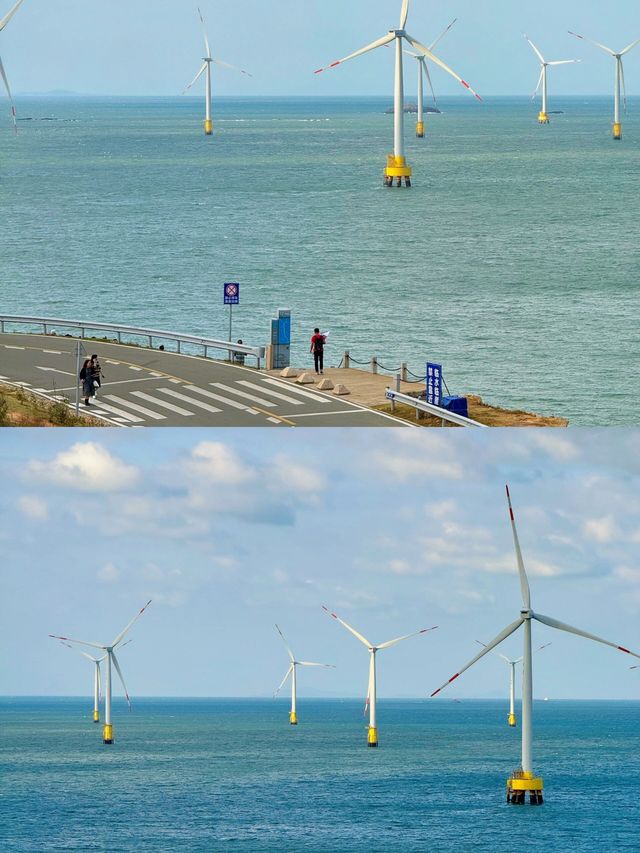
79,366 -> 87,380
314,335 -> 324,352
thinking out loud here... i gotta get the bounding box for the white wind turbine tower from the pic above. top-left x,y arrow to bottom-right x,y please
50,600 -> 152,744
59,641 -> 107,723
524,35 -> 580,125
476,640 -> 551,727
273,625 -> 334,725
0,0 -> 27,133
431,486 -> 639,805
323,605 -> 436,746
405,18 -> 457,138
183,7 -> 251,136
314,0 -> 481,187
569,30 -> 640,140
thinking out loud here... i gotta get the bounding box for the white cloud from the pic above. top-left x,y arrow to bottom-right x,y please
18,495 -> 48,520
530,433 -> 580,461
372,449 -> 463,482
613,565 -> 640,584
28,443 -> 139,492
426,499 -> 457,519
583,516 -> 617,544
188,442 -> 255,485
270,456 -> 326,495
97,562 -> 120,583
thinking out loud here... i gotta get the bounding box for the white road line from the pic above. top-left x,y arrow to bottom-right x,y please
267,417 -> 283,424
36,366 -> 75,376
168,378 -> 182,384
14,381 -> 31,387
105,394 -> 166,420
42,349 -> 62,355
128,366 -> 142,372
261,377 -> 331,403
284,409 -> 370,419
4,345 -> 25,350
0,375 -> 7,379
131,391 -> 194,417
89,402 -> 143,423
106,360 -> 121,365
211,382 -> 276,408
158,388 -> 222,414
236,380 -> 305,407
150,372 -> 162,377
182,385 -> 257,413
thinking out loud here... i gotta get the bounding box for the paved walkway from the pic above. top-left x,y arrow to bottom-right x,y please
0,334 -> 408,428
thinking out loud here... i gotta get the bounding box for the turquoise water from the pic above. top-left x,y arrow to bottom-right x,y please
1,95 -> 639,424
1,698 -> 638,851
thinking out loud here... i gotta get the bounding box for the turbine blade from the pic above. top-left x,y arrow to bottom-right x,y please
532,67 -> 544,101
314,32 -> 395,74
430,617 -> 525,697
568,31 -> 616,56
404,33 -> 482,100
533,613 -> 640,659
322,606 -> 371,648
297,661 -> 335,667
212,58 -> 252,77
399,0 -> 410,30
621,60 -> 627,111
429,18 -> 457,52
97,660 -> 102,701
364,659 -> 373,716
275,624 -> 295,662
505,485 -> 531,610
423,60 -> 438,108
111,651 -> 131,710
524,34 -> 545,64
377,626 -> 437,651
0,0 -> 26,32
197,7 -> 211,59
620,38 -> 640,56
49,634 -> 106,651
476,639 -> 514,664
0,55 -> 17,132
182,62 -> 208,95
536,642 -> 552,653
547,59 -> 581,66
80,651 -> 97,662
111,600 -> 152,648
274,664 -> 293,697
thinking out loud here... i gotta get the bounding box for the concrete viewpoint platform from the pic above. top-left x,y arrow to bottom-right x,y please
0,334 -> 408,428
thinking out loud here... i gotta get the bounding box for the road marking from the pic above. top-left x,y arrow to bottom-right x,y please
182,385 -> 258,413
268,417 -> 284,424
211,382 -> 276,408
131,391 -> 194,417
4,345 -> 25,350
14,381 -> 31,387
158,388 -> 222,414
36,366 -> 75,376
104,394 -> 166,420
128,366 -> 142,372
42,349 -> 62,355
89,401 -> 143,423
284,409 -> 371,419
106,360 -> 121,365
236,380 -> 304,406
261,377 -> 331,403
168,378 -> 182,384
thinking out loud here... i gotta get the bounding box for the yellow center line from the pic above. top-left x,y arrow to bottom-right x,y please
251,407 -> 296,426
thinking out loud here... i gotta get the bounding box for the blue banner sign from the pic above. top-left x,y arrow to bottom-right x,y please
426,362 -> 443,406
224,282 -> 240,305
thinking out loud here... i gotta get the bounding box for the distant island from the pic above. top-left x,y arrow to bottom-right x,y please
385,103 -> 441,114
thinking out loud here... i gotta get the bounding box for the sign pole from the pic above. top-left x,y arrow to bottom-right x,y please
229,303 -> 233,344
75,340 -> 81,416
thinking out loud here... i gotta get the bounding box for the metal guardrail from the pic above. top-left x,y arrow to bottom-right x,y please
0,315 -> 266,369
385,388 -> 488,428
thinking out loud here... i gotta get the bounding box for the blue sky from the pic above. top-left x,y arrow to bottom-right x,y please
1,429 -> 639,701
2,0 -> 640,96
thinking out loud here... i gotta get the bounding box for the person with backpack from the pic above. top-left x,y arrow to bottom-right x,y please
79,358 -> 95,406
310,328 -> 326,375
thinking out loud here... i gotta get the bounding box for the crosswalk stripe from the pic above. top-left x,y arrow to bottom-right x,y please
182,385 -> 257,413
158,388 -> 222,414
90,401 -> 143,422
267,417 -> 284,424
104,395 -> 166,420
168,378 -> 182,384
236,380 -> 304,406
131,391 -> 194,417
261,376 -> 331,403
128,366 -> 142,372
211,382 -> 276,408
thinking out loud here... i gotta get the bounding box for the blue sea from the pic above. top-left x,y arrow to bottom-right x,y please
1,697 -> 638,851
1,95 -> 639,424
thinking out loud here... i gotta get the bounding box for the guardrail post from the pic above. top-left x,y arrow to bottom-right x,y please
396,373 -> 401,392
371,356 -> 378,375
257,354 -> 261,370
204,345 -> 208,359
44,324 -> 48,335
343,350 -> 350,369
401,362 -> 408,382
148,335 -> 153,348
177,340 -> 181,353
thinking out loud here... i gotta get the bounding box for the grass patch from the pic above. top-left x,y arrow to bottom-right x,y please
0,384 -> 105,427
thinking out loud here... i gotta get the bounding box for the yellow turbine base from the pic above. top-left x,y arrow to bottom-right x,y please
367,726 -> 378,747
93,710 -> 100,723
103,724 -> 114,744
204,119 -> 213,135
613,122 -> 622,140
507,771 -> 544,804
416,121 -> 425,138
538,112 -> 550,124
289,711 -> 298,725
384,155 -> 412,178
508,713 -> 516,727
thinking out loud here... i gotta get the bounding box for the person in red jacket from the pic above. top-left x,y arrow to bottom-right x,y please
310,328 -> 326,375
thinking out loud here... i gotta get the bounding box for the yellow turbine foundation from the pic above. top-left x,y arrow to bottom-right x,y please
367,726 -> 378,748
289,711 -> 298,725
613,122 -> 622,140
416,121 -> 425,138
508,713 -> 516,727
538,111 -> 549,124
93,710 -> 100,723
103,724 -> 114,745
507,770 -> 544,805
384,154 -> 412,187
204,119 -> 213,135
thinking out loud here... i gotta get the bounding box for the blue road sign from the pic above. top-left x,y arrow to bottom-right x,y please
224,282 -> 240,305
426,362 -> 443,406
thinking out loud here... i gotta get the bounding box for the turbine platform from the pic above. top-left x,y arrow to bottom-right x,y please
538,112 -> 550,124
204,119 -> 213,135
289,711 -> 298,725
416,121 -> 425,138
384,155 -> 412,187
93,710 -> 100,723
367,726 -> 378,747
507,770 -> 544,805
103,724 -> 114,745
613,122 -> 622,140
507,713 -> 516,727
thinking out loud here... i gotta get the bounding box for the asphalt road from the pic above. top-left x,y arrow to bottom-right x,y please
0,334 -> 407,428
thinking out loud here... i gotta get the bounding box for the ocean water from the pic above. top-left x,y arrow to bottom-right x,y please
1,697 -> 638,852
0,95 -> 639,425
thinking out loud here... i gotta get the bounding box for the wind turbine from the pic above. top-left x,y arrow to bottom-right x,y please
524,35 -> 580,125
273,625 -> 334,725
183,7 -> 251,136
323,605 -> 436,746
50,600 -> 152,744
431,486 -> 639,805
569,30 -> 640,139
0,0 -> 27,133
405,18 -> 457,138
59,641 -> 107,723
314,0 -> 481,187
475,640 -> 551,727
